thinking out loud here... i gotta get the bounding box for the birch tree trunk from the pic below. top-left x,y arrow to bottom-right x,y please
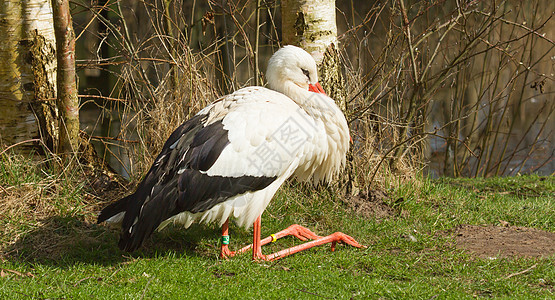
52,0 -> 79,154
0,0 -> 58,152
282,0 -> 354,192
281,0 -> 345,109
282,0 -> 337,63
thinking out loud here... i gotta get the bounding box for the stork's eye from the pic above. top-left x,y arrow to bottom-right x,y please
301,68 -> 310,79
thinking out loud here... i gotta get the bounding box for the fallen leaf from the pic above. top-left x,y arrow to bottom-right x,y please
499,220 -> 510,227
0,269 -> 35,278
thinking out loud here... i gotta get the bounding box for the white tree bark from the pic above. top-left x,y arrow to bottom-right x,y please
281,0 -> 354,193
281,0 -> 338,64
0,0 -> 58,151
281,0 -> 344,108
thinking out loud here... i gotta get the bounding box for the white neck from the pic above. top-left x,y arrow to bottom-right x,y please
278,81 -> 342,122
280,81 -> 311,106
272,80 -> 350,184
263,45 -> 350,183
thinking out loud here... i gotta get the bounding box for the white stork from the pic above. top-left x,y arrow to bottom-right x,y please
97,45 -> 364,260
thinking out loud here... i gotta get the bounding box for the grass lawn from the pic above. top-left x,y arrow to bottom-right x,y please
1,154 -> 553,299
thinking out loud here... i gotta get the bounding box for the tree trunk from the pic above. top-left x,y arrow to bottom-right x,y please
0,0 -> 58,152
281,0 -> 354,193
52,0 -> 79,154
281,0 -> 345,108
282,0 -> 337,63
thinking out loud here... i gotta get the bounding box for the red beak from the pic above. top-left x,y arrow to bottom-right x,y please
308,82 -> 326,94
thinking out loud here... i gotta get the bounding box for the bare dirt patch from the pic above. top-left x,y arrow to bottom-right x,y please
346,189 -> 400,220
449,225 -> 555,258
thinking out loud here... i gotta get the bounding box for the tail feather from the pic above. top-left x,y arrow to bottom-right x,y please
117,185 -> 178,252
98,193 -> 152,252
97,195 -> 132,224
98,184 -> 174,252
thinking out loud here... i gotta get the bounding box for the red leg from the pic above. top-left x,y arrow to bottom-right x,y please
220,219 -> 235,259
252,216 -> 266,260
231,220 -> 323,256
219,215 -> 364,261
264,231 -> 365,261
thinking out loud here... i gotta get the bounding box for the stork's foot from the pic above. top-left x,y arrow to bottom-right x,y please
219,217 -> 365,261
258,223 -> 321,245
222,223 -> 322,258
220,244 -> 236,259
278,224 -> 322,241
263,231 -> 366,261
328,231 -> 366,251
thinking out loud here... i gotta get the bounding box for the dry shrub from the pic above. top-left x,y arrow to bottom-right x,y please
74,0 -> 553,193
337,0 -> 553,187
118,48 -> 220,178
0,152 -> 106,259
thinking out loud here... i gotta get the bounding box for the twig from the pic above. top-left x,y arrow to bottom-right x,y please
73,0 -> 109,41
0,139 -> 41,155
73,276 -> 102,286
426,132 -> 478,158
140,276 -> 154,300
0,268 -> 35,278
475,10 -> 554,45
419,8 -> 462,81
293,288 -> 333,299
399,0 -> 419,85
88,135 -> 140,144
496,264 -> 537,281
78,94 -> 129,102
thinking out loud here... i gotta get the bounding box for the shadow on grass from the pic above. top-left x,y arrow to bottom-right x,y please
6,215 -> 251,268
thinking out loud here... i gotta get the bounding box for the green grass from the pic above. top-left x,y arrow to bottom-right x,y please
1,154 -> 553,299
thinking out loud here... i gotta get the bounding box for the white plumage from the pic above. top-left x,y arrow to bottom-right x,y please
98,45 -> 352,254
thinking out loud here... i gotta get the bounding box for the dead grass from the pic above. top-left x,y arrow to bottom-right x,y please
0,152 -> 121,261
69,0 -> 554,200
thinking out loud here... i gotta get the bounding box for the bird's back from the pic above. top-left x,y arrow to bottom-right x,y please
98,86 -> 330,251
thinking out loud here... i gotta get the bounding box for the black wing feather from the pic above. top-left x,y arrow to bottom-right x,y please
178,170 -> 275,213
98,113 -> 276,252
186,121 -> 230,171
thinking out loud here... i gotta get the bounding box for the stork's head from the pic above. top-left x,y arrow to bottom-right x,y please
266,45 -> 326,96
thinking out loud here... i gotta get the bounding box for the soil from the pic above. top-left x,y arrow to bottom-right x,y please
347,190 -> 554,259
346,189 -> 399,220
449,224 -> 555,258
